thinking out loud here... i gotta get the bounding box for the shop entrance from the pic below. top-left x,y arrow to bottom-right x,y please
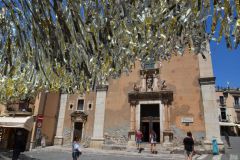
140,104 -> 160,142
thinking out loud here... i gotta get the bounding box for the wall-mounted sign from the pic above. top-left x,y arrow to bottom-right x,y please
36,114 -> 43,128
181,117 -> 194,123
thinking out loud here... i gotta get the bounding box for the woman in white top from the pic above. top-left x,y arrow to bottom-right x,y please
72,136 -> 82,160
149,130 -> 157,154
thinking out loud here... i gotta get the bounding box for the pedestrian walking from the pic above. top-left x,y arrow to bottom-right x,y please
41,135 -> 46,148
12,129 -> 26,160
149,130 -> 157,154
135,129 -> 143,153
223,132 -> 231,148
72,136 -> 82,160
183,131 -> 194,160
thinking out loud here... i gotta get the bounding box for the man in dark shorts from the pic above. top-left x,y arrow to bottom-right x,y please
183,131 -> 194,160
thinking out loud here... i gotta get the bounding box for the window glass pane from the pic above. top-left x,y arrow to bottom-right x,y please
219,96 -> 224,104
234,97 -> 239,105
220,108 -> 226,120
77,100 -> 84,110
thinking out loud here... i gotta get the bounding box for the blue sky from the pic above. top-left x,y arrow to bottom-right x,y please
210,40 -> 240,88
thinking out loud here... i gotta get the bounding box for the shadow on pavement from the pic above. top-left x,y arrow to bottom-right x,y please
0,150 -> 40,160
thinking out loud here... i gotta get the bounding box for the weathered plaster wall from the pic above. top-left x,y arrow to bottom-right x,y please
83,92 -> 96,145
62,92 -> 96,146
161,49 -> 205,142
41,92 -> 60,145
63,94 -> 78,145
103,62 -> 142,145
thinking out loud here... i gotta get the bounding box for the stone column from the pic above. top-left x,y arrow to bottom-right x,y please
198,41 -> 223,150
130,104 -> 136,131
54,94 -> 68,145
90,85 -> 108,148
159,103 -> 164,143
128,102 -> 137,146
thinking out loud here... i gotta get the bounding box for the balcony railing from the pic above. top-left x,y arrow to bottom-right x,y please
217,99 -> 226,106
219,102 -> 226,106
219,118 -> 229,122
234,103 -> 240,108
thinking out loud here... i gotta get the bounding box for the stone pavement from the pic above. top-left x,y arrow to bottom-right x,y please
1,142 -> 238,160
0,145 -> 217,160
0,145 -> 186,160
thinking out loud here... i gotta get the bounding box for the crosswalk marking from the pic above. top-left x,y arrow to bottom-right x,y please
229,154 -> 239,160
212,154 -> 223,160
195,154 -> 208,160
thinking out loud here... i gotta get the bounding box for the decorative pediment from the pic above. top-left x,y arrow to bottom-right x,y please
128,90 -> 173,105
71,110 -> 88,123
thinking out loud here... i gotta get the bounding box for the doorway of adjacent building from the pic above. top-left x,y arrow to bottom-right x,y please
73,122 -> 83,141
140,104 -> 160,143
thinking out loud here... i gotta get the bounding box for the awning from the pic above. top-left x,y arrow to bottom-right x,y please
219,122 -> 237,127
0,116 -> 34,131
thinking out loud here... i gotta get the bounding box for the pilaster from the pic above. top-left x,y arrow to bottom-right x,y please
54,94 -> 68,145
90,85 -> 108,148
128,102 -> 137,146
198,41 -> 223,149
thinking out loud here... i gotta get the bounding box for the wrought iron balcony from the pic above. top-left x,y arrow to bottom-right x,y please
234,103 -> 240,112
219,118 -> 229,122
234,103 -> 240,108
219,102 -> 226,106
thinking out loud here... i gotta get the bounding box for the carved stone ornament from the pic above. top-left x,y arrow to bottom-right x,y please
158,80 -> 167,90
133,83 -> 140,92
146,76 -> 153,91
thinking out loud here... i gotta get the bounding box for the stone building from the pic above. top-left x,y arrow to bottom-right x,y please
0,92 -> 60,150
0,42 -> 224,151
0,100 -> 34,150
53,43 -> 223,150
216,87 -> 240,136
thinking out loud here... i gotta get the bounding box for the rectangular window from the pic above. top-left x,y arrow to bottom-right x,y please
234,96 -> 239,105
219,96 -> 224,105
77,99 -> 84,110
220,108 -> 227,121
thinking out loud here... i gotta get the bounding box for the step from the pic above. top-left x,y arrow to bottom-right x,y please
102,144 -> 127,151
126,146 -> 170,154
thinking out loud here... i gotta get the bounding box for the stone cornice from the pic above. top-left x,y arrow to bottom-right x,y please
140,68 -> 159,76
199,77 -> 216,85
96,85 -> 108,91
128,90 -> 173,105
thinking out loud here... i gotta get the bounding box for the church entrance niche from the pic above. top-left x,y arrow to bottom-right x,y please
73,122 -> 83,141
140,104 -> 160,142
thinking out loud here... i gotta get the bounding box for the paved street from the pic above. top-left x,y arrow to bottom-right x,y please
0,146 -> 185,160
22,151 -> 183,160
1,136 -> 240,160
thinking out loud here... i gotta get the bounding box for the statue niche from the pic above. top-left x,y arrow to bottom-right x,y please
159,80 -> 167,90
146,75 -> 153,92
133,83 -> 141,92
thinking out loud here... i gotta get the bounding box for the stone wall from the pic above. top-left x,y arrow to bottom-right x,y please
104,128 -> 129,145
161,49 -> 205,135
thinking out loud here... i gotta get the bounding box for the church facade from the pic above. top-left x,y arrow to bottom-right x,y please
53,44 -> 222,150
